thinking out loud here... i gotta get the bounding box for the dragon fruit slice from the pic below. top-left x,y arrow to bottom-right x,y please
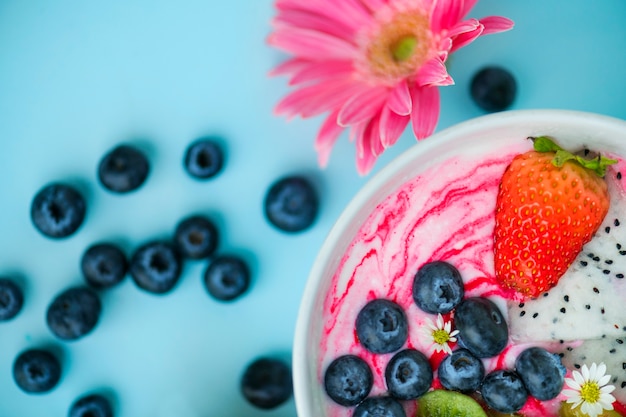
507,174 -> 626,343
558,336 -> 626,404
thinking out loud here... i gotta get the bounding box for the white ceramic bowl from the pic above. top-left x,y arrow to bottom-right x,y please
292,109 -> 626,417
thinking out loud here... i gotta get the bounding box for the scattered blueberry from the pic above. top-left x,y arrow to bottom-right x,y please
240,357 -> 292,410
264,175 -> 319,233
437,348 -> 485,393
356,299 -> 408,354
98,144 -> 150,193
31,183 -> 86,239
384,348 -> 433,400
353,396 -> 407,417
183,138 -> 224,179
13,348 -> 61,393
81,243 -> 128,289
515,346 -> 565,400
324,354 -> 373,407
68,393 -> 113,417
454,297 -> 508,358
412,261 -> 464,314
0,278 -> 24,321
480,370 -> 528,414
129,241 -> 182,294
470,66 -> 517,112
203,255 -> 250,301
46,286 -> 102,341
174,215 -> 219,259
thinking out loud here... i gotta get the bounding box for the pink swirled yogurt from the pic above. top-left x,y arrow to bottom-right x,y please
318,138 -> 626,417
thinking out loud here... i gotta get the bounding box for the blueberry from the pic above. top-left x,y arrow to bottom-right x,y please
46,287 -> 102,341
31,183 -> 86,238
356,299 -> 408,354
174,215 -> 219,260
515,346 -> 565,400
183,138 -> 224,179
470,66 -> 517,112
412,261 -> 464,314
81,243 -> 128,289
384,349 -> 432,400
203,255 -> 250,301
13,348 -> 61,393
437,348 -> 485,393
98,144 -> 149,193
264,175 -> 319,233
129,241 -> 182,294
481,370 -> 528,413
68,393 -> 113,417
454,297 -> 508,358
0,278 -> 24,321
324,355 -> 373,407
353,396 -> 406,417
240,357 -> 292,409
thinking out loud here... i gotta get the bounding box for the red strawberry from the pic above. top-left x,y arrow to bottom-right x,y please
494,136 -> 615,299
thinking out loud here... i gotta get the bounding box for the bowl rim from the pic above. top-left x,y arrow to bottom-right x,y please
292,108 -> 626,417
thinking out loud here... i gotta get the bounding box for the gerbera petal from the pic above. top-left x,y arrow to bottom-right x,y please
268,28 -> 356,60
479,16 -> 515,35
365,112 -> 385,157
273,9 -> 355,42
275,78 -> 363,119
269,57 -> 311,77
337,87 -> 388,126
276,0 -> 371,33
450,24 -> 484,52
314,109 -> 344,167
447,18 -> 481,38
387,80 -> 412,116
359,0 -> 386,12
410,85 -> 440,140
459,0 -> 479,19
430,0 -> 463,33
288,60 -> 354,85
416,58 -> 454,87
449,330 -> 459,337
354,124 -> 378,175
380,105 -> 410,148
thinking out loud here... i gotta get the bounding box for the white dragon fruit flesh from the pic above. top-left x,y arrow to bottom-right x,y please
558,336 -> 626,404
507,175 -> 626,343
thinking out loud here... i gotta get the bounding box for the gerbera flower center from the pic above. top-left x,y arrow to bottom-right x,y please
432,329 -> 450,345
580,382 -> 601,404
366,11 -> 431,83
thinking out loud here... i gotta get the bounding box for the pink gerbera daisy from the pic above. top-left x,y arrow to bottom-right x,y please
268,0 -> 514,174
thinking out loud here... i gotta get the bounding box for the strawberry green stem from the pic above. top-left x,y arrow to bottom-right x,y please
529,136 -> 617,177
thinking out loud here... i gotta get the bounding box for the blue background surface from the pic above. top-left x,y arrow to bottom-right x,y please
0,1 -> 625,416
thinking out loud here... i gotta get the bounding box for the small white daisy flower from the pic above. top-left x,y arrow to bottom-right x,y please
562,362 -> 616,417
423,313 -> 459,355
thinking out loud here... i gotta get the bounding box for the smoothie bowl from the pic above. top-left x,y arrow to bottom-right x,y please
293,110 -> 626,417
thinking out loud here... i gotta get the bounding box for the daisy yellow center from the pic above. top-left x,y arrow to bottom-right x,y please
367,11 -> 431,82
580,382 -> 601,404
432,329 -> 450,345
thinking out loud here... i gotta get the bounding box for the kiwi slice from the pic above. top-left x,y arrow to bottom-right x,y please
558,401 -> 623,417
417,390 -> 488,417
